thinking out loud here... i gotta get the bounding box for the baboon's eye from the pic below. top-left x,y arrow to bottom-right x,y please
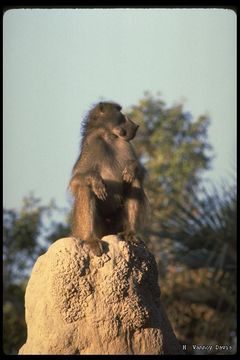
117,114 -> 126,125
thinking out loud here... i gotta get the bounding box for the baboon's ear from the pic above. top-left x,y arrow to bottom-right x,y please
99,102 -> 105,114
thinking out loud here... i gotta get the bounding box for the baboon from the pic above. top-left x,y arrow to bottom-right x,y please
69,102 -> 148,256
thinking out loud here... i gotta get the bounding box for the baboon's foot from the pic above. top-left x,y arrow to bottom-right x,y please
86,240 -> 104,256
117,230 -> 142,245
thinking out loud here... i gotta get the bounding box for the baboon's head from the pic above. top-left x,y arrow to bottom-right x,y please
89,102 -> 139,141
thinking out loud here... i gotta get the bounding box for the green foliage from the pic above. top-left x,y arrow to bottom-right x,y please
165,183 -> 236,269
159,182 -> 236,353
128,91 -> 212,225
3,195 -> 45,282
3,283 -> 27,355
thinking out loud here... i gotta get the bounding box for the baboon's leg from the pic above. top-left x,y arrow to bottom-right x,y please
120,179 -> 146,244
72,185 -> 103,256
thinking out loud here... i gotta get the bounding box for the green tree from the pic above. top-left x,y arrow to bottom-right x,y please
161,182 -> 236,354
127,91 -> 212,229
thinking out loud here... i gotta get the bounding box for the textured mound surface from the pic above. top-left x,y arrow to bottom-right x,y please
19,236 -> 182,355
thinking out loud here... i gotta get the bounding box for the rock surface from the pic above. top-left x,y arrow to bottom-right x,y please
19,236 -> 182,355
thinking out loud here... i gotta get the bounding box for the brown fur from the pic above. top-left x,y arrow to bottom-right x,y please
69,102 -> 148,256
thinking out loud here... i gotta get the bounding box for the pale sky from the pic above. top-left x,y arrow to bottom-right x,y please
3,8 -> 236,210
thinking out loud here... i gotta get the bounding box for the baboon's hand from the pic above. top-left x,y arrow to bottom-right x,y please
68,178 -> 78,194
122,167 -> 135,183
92,177 -> 108,200
122,160 -> 138,183
88,240 -> 103,256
